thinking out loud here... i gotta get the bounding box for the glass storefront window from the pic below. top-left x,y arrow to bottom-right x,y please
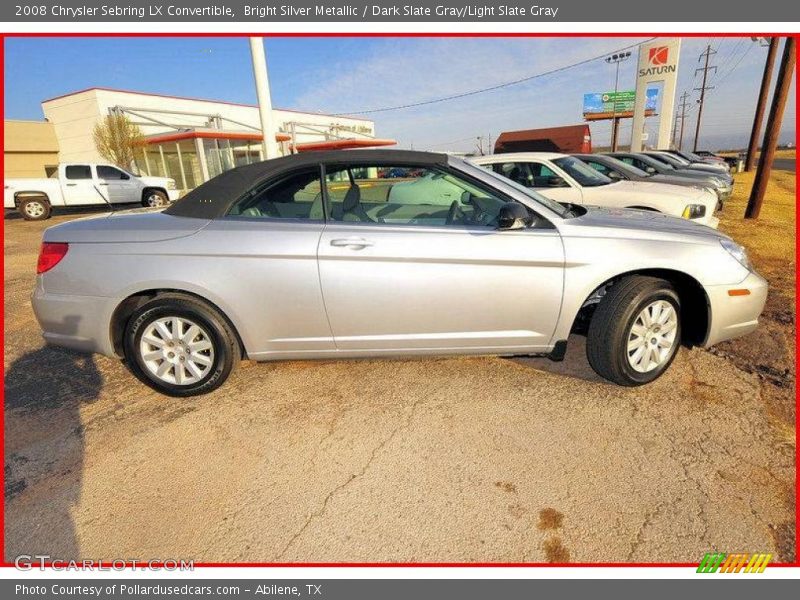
136,135 -> 265,190
177,141 -> 200,190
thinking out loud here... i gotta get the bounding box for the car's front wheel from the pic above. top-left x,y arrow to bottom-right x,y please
123,294 -> 240,397
586,276 -> 681,386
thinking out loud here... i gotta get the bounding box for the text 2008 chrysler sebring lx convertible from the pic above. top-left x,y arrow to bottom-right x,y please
32,150 -> 767,397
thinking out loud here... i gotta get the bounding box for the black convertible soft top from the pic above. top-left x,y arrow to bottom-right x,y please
164,149 -> 450,220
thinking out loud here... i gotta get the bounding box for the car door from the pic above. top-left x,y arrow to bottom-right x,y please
317,161 -> 565,353
202,166 -> 334,358
62,165 -> 103,205
96,165 -> 139,204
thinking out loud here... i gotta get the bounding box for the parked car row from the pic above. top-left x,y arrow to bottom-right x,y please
30,149 -> 767,397
470,150 -> 724,228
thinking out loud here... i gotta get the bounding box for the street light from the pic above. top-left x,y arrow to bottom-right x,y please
605,51 -> 632,151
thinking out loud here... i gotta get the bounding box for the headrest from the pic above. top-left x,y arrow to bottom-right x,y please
342,185 -> 361,211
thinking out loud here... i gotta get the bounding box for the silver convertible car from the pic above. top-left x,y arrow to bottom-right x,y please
32,150 -> 767,396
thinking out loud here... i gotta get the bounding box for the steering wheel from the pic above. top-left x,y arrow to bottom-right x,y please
446,200 -> 465,225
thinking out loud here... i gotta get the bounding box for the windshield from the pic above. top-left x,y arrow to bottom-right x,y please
642,153 -> 674,170
677,150 -> 702,162
655,153 -> 689,167
457,158 -> 573,218
598,156 -> 650,179
553,156 -> 612,187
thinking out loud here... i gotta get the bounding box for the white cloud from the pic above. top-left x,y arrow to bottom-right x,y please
291,37 -> 795,152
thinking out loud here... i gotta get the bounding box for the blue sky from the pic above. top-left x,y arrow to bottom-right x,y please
4,36 -> 796,152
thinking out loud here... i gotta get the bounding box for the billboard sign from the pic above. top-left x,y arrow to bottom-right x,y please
583,89 -> 659,120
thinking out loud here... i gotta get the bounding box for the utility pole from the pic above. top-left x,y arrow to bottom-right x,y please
475,136 -> 486,156
693,45 -> 717,152
605,51 -> 632,152
676,91 -> 691,150
672,112 -> 679,146
746,37 -> 796,219
745,37 -> 779,171
249,37 -> 278,160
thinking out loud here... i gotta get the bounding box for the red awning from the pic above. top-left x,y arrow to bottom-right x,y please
291,138 -> 397,153
146,130 -> 291,145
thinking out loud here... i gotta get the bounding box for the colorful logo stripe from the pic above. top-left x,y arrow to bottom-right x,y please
697,553 -> 771,573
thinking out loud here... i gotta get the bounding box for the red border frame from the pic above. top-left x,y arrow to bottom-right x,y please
0,31 -> 797,571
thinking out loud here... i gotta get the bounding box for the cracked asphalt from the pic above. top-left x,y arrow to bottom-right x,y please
4,210 -> 795,564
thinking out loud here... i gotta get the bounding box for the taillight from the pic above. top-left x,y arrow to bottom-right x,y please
37,242 -> 69,274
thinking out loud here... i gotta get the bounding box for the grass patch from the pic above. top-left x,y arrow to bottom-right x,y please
715,167 -> 796,427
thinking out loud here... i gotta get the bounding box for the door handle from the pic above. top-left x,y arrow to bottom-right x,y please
330,237 -> 374,249
98,182 -> 109,186
66,183 -> 77,187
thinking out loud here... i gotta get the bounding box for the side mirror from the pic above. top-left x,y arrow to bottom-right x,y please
497,202 -> 532,230
646,166 -> 657,174
121,173 -> 130,180
608,170 -> 622,180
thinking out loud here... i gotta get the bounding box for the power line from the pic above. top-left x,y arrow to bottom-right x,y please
692,44 -> 718,151
712,42 -> 755,88
331,38 -> 656,116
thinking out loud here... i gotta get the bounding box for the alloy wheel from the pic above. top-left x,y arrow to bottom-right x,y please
24,201 -> 45,218
626,300 -> 678,373
139,316 -> 215,385
147,193 -> 166,207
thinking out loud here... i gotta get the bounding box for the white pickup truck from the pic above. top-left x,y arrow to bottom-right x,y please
4,163 -> 180,221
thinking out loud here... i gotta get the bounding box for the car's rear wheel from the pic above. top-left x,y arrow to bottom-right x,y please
123,295 -> 239,397
18,196 -> 52,221
586,276 -> 681,386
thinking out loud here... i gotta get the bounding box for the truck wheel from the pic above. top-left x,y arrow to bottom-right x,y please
586,276 -> 681,386
143,190 -> 169,208
123,294 -> 240,397
18,197 -> 52,221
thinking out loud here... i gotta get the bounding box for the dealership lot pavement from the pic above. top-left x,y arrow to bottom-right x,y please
4,201 -> 795,563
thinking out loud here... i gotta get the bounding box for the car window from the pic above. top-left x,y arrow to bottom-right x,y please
324,164 -> 510,228
599,157 -> 649,178
585,160 -> 612,175
491,161 -> 568,189
636,155 -> 672,171
65,165 -> 92,180
96,166 -> 129,180
664,153 -> 690,166
648,153 -> 681,167
553,156 -> 612,187
227,168 -> 324,221
461,159 -> 571,219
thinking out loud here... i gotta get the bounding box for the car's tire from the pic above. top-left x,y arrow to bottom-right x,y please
142,189 -> 169,208
123,294 -> 240,397
586,276 -> 681,386
18,196 -> 52,221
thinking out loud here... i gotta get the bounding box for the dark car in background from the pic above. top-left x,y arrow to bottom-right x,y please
695,150 -> 743,170
605,152 -> 733,203
659,148 -> 732,171
575,153 -> 726,208
643,151 -> 731,177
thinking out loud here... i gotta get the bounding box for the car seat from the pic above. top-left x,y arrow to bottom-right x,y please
341,185 -> 372,222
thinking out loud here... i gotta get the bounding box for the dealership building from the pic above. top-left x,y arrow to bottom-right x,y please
4,87 -> 388,191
